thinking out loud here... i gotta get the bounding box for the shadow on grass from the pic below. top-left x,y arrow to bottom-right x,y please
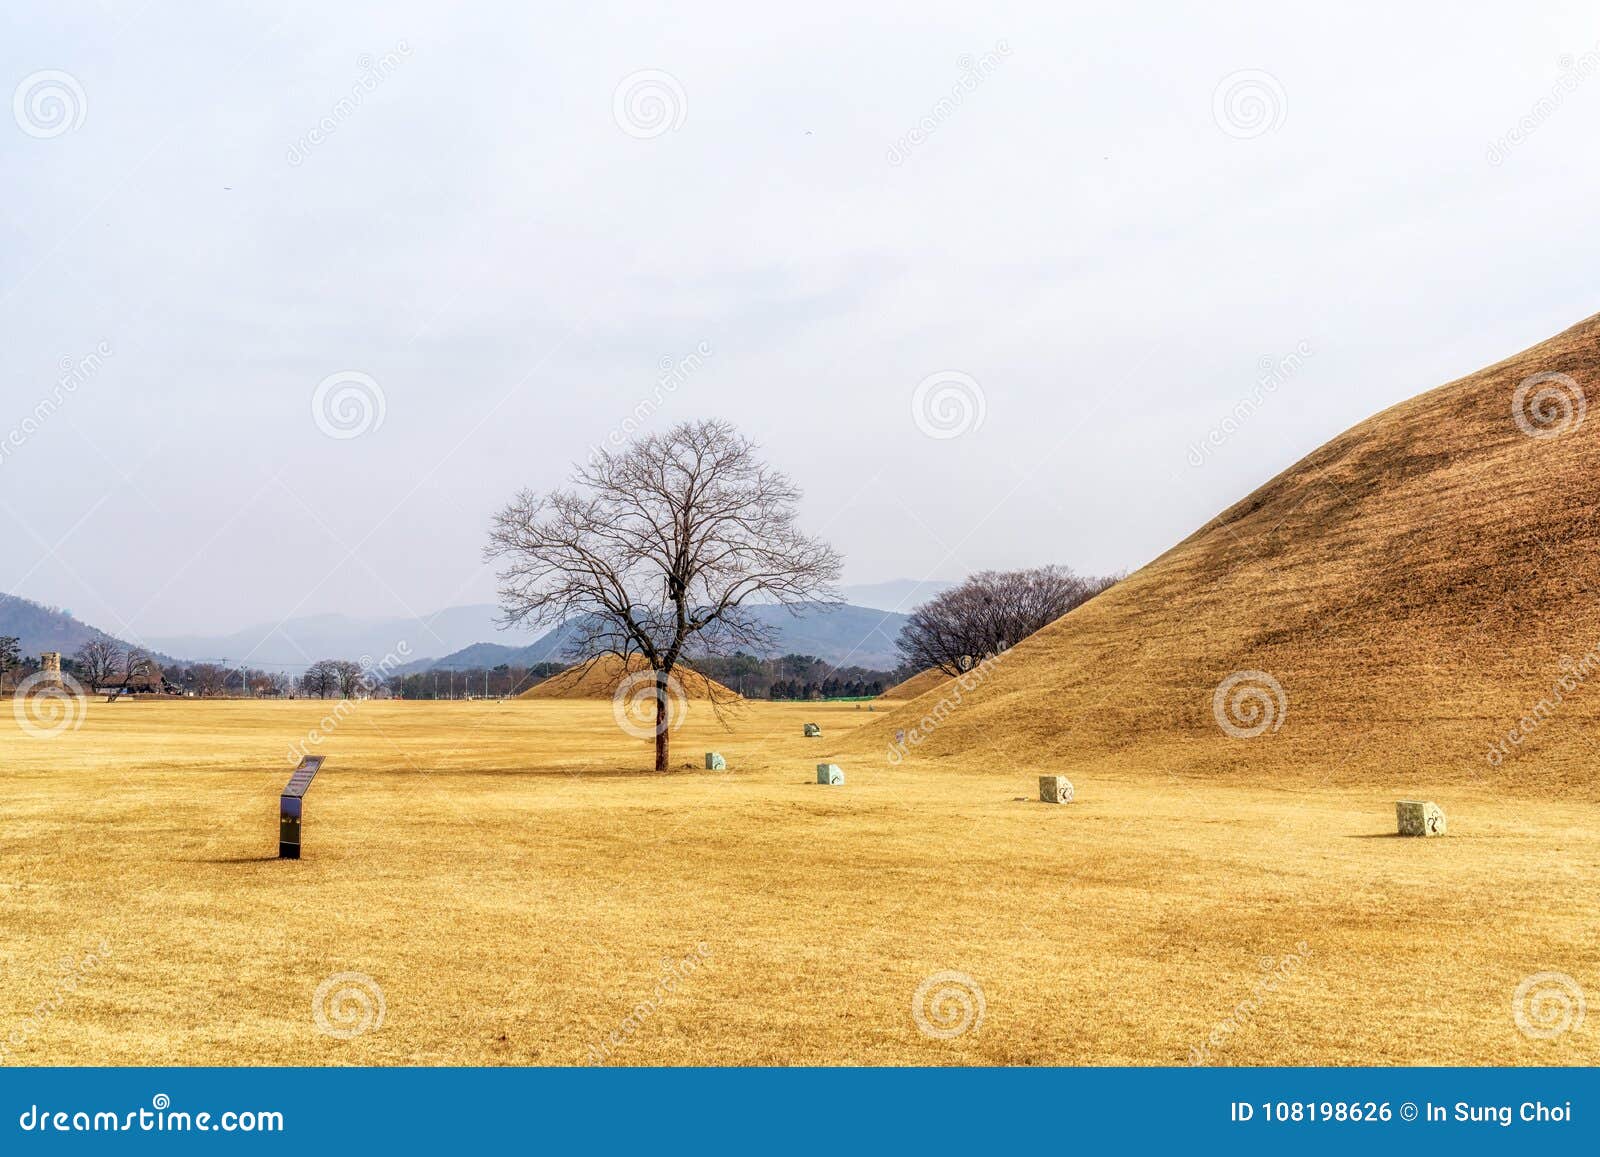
188,855 -> 282,864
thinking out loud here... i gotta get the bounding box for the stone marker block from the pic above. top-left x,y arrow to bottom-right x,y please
1396,800 -> 1445,837
705,752 -> 726,770
1039,776 -> 1074,804
816,764 -> 844,785
803,723 -> 821,737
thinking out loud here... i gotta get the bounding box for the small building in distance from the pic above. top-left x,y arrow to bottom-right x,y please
103,660 -> 180,696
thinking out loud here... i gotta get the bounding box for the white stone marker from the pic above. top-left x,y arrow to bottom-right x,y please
1039,776 -> 1074,804
803,723 -> 821,737
705,752 -> 726,770
817,764 -> 844,785
1395,800 -> 1445,837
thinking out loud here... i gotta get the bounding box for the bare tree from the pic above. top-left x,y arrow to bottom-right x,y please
300,660 -> 336,699
74,638 -> 124,690
332,659 -> 365,699
190,663 -> 230,697
0,635 -> 20,690
123,649 -> 154,683
896,566 -> 1118,677
486,420 -> 842,771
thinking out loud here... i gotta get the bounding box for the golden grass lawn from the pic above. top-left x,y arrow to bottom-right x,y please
2,697 -> 1595,1066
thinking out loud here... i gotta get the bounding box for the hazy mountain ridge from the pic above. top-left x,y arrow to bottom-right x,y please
140,582 -> 943,672
0,594 -> 172,663
401,602 -> 911,673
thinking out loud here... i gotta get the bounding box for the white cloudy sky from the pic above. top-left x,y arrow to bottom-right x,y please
3,2 -> 1599,640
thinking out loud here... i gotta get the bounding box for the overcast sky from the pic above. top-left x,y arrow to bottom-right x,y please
3,2 -> 1599,641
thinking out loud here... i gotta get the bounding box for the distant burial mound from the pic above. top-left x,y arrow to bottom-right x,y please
872,313 -> 1600,795
878,668 -> 951,700
519,653 -> 737,701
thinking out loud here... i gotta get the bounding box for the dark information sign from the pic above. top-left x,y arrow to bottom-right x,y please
279,756 -> 325,859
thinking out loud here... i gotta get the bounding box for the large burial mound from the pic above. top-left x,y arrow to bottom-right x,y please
878,667 -> 953,700
519,652 -> 738,701
872,313 -> 1600,796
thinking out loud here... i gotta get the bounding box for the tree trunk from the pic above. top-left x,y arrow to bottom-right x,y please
654,672 -> 669,772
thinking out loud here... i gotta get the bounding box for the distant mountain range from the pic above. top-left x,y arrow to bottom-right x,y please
145,595 -> 931,672
146,604 -> 518,672
0,594 -> 174,664
402,601 -> 911,673
7,578 -> 950,675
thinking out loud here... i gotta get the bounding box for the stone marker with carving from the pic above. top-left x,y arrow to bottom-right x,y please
1395,800 -> 1445,837
816,763 -> 844,785
1039,776 -> 1074,804
705,752 -> 726,770
803,723 -> 821,737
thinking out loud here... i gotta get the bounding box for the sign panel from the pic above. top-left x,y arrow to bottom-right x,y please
279,756 -> 324,859
282,755 -> 324,798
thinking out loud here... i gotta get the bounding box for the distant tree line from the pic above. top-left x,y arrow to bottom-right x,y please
388,662 -> 567,700
685,653 -> 904,700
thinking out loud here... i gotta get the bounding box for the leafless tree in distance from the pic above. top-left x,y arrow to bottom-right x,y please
190,663 -> 230,697
122,649 -> 154,683
299,660 -> 336,699
896,566 -> 1118,677
486,419 -> 842,771
331,659 -> 365,699
0,635 -> 21,690
74,638 -> 124,690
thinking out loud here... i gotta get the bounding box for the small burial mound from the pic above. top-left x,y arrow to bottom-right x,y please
519,652 -> 738,701
868,312 -> 1600,796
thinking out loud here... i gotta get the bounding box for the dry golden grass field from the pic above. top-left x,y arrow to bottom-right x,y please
2,695 -> 1596,1067
7,317 -> 1600,1067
